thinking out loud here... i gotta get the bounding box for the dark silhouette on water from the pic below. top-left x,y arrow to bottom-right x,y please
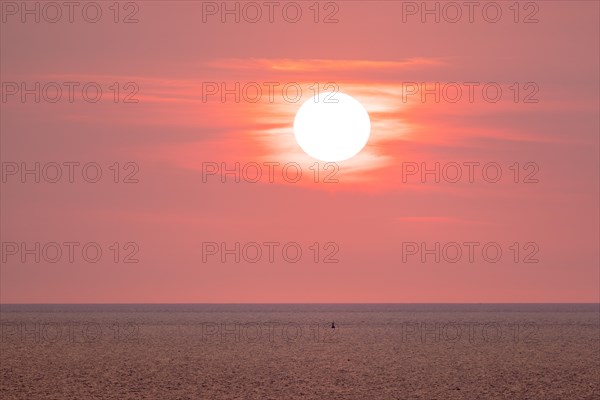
331,321 -> 336,329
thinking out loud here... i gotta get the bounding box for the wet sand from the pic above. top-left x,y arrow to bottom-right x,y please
1,304 -> 598,399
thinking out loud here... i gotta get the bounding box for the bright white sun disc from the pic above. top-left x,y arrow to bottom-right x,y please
293,92 -> 371,162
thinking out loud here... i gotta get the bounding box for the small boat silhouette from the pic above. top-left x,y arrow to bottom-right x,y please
331,321 -> 336,329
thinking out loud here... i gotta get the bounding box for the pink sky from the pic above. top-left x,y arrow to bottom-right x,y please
1,1 -> 598,303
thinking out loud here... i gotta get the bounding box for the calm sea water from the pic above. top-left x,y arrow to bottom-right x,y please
2,304 -> 598,399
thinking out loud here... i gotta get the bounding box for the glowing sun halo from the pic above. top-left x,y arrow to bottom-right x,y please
293,92 -> 371,162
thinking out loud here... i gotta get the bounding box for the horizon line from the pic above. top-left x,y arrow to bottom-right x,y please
2,302 -> 599,305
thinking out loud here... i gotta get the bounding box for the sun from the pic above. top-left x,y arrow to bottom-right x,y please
293,92 -> 371,162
